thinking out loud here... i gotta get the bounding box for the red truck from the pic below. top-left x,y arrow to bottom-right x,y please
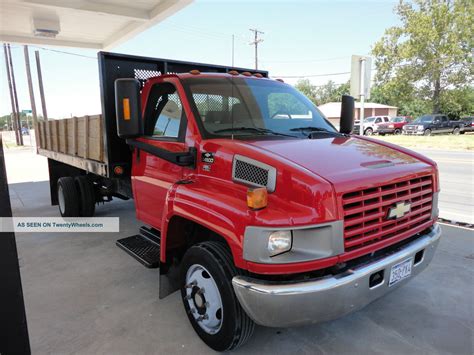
37,52 -> 441,351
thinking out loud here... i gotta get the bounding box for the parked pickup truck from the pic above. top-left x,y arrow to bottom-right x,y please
36,52 -> 441,351
377,116 -> 412,135
403,114 -> 464,136
353,115 -> 390,135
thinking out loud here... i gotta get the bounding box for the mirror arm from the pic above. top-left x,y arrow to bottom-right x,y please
126,139 -> 196,168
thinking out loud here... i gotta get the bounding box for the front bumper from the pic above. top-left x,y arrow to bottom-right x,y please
403,130 -> 424,135
377,128 -> 395,134
232,224 -> 441,327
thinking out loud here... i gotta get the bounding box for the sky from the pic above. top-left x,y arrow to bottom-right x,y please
0,0 -> 400,118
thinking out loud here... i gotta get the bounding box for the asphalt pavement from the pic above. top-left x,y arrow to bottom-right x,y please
417,149 -> 473,224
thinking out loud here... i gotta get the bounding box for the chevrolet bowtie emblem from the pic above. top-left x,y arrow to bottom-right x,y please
387,201 -> 411,219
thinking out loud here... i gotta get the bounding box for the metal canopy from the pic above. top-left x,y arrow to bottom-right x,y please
0,0 -> 192,49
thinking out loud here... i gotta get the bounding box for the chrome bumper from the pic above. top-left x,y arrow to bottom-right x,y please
232,224 -> 441,328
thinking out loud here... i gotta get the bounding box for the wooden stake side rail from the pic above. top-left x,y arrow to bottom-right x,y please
37,114 -> 107,176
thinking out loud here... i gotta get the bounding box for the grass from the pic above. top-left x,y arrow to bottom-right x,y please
372,133 -> 474,151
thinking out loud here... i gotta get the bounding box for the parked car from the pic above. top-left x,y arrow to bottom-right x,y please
459,116 -> 473,133
403,114 -> 465,136
377,116 -> 412,135
353,115 -> 390,135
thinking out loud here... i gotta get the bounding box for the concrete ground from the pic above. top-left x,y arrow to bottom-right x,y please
7,170 -> 474,354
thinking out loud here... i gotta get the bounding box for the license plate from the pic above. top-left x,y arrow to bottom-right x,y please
389,258 -> 413,287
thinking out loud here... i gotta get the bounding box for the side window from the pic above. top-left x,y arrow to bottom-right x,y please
268,93 -> 313,119
441,116 -> 448,122
153,93 -> 183,138
375,118 -> 381,123
145,82 -> 184,139
384,117 -> 389,122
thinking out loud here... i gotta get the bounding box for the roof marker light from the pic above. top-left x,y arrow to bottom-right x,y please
241,71 -> 252,76
253,73 -> 263,78
189,70 -> 201,75
228,70 -> 239,75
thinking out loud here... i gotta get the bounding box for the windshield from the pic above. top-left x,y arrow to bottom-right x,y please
182,77 -> 336,138
413,115 -> 433,123
391,117 -> 404,123
363,117 -> 376,122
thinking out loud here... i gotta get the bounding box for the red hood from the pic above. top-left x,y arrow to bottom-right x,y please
246,136 -> 433,191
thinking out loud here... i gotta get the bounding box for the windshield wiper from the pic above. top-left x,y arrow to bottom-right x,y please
289,126 -> 343,137
213,127 -> 297,138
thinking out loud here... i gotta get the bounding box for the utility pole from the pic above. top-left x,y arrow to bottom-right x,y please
24,45 -> 39,148
231,34 -> 235,67
359,57 -> 366,136
3,44 -> 18,141
249,28 -> 264,70
4,44 -> 23,145
35,50 -> 48,120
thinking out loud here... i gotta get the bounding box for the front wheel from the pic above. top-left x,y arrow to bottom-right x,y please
452,127 -> 460,135
181,242 -> 255,351
364,128 -> 373,136
424,129 -> 432,136
394,128 -> 402,135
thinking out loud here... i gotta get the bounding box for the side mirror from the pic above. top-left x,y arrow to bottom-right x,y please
339,95 -> 355,134
115,78 -> 143,138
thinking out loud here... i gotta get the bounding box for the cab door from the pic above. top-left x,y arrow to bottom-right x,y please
131,79 -> 189,229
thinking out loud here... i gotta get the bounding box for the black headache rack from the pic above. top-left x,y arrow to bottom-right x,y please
98,51 -> 268,180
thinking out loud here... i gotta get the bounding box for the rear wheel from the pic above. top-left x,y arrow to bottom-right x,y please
424,129 -> 431,136
57,177 -> 80,217
180,242 -> 255,351
452,127 -> 460,135
75,176 -> 96,217
394,128 -> 402,135
364,128 -> 373,136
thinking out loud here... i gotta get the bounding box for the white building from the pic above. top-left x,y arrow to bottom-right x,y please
318,102 -> 398,126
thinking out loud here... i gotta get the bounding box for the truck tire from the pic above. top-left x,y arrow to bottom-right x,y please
75,176 -> 96,217
180,242 -> 255,351
394,128 -> 402,135
364,128 -> 373,136
57,177 -> 80,217
452,127 -> 460,135
424,129 -> 431,136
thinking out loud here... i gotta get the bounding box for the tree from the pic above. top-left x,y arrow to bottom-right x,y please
372,0 -> 473,113
295,79 -> 349,106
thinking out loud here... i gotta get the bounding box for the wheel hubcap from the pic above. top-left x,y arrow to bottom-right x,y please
185,264 -> 223,334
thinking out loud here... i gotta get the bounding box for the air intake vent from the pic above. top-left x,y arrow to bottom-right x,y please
232,155 -> 276,192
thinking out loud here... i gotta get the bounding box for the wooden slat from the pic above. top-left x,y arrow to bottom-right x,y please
84,115 -> 90,159
73,116 -> 78,156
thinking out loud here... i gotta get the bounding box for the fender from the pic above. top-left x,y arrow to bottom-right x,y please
161,179 -> 249,268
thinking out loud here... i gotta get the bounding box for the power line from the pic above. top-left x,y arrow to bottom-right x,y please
261,56 -> 349,64
249,28 -> 264,70
30,46 -> 97,60
274,71 -> 351,79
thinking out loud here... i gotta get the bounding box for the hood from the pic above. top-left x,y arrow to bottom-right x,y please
246,136 -> 432,191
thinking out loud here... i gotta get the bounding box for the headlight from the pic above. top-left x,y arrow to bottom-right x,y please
267,230 -> 292,256
418,125 -> 424,130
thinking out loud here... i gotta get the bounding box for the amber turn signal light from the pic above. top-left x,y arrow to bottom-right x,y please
247,187 -> 268,210
122,98 -> 131,121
